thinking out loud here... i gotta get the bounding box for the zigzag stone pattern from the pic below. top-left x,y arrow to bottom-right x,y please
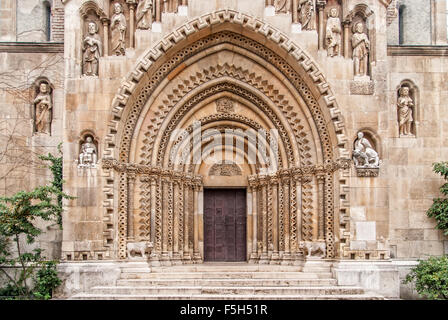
103,10 -> 350,259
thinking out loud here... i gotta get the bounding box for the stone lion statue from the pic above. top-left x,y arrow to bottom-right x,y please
299,241 -> 326,258
126,241 -> 153,259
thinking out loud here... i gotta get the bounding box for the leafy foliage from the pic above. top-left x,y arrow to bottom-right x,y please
426,162 -> 448,235
404,256 -> 448,300
0,147 -> 73,299
33,261 -> 62,300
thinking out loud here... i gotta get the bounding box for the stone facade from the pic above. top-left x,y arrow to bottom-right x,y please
0,0 -> 448,299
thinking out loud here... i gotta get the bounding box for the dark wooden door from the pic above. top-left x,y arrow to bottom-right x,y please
204,189 -> 246,262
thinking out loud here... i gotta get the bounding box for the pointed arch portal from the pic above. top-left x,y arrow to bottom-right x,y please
101,10 -> 351,264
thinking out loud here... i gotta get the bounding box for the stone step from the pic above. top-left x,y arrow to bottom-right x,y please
70,293 -> 384,300
89,285 -> 365,296
120,271 -> 333,279
116,278 -> 338,287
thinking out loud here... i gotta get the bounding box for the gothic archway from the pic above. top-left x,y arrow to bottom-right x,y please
101,10 -> 351,263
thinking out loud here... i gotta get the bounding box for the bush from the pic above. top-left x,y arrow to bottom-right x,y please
427,162 -> 448,235
404,256 -> 448,300
33,261 -> 61,300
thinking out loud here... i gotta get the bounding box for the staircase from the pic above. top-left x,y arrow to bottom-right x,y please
70,262 -> 384,300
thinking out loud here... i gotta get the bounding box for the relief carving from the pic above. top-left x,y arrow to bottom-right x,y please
398,86 -> 414,137
136,0 -> 154,30
209,163 -> 242,176
299,241 -> 326,258
325,7 -> 341,57
298,0 -> 315,30
82,22 -> 102,76
111,2 -> 127,56
215,97 -> 234,114
274,0 -> 291,14
33,81 -> 52,135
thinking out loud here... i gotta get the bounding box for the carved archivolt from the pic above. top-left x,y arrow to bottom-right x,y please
209,163 -> 242,176
102,11 -> 350,260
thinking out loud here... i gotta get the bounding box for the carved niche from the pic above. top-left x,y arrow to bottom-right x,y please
33,78 -> 53,135
352,131 -> 380,177
77,133 -> 99,168
79,1 -> 106,75
397,81 -> 418,137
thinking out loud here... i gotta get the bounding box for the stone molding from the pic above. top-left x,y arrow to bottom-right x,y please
387,45 -> 448,56
0,42 -> 64,53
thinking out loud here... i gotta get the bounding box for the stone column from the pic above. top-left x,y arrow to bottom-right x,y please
172,178 -> 181,264
101,18 -> 109,56
160,177 -> 171,265
127,2 -> 136,48
127,172 -> 136,240
193,185 -> 201,262
249,184 -> 258,262
259,177 -> 268,264
150,177 -> 156,243
270,177 -> 280,264
317,3 -> 325,51
343,21 -> 350,59
118,171 -> 128,259
317,174 -> 325,240
292,0 -> 298,23
156,0 -> 162,22
183,181 -> 192,262
281,174 -> 291,264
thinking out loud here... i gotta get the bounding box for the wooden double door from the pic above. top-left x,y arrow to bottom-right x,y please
204,189 -> 246,262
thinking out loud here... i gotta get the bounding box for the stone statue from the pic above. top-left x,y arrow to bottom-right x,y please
82,22 -> 102,76
110,2 -> 127,56
136,0 -> 154,30
398,86 -> 414,136
353,132 -> 379,168
298,0 -> 315,30
274,0 -> 290,13
79,136 -> 98,168
325,8 -> 341,57
299,241 -> 326,258
352,22 -> 370,77
33,82 -> 52,134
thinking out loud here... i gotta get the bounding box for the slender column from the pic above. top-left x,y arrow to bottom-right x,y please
318,4 -> 325,50
343,21 -> 350,59
281,173 -> 291,264
127,172 -> 136,239
118,172 -> 128,259
292,0 -> 298,23
259,178 -> 268,264
270,178 -> 280,264
127,2 -> 136,48
153,176 -> 163,261
317,174 -> 325,240
101,18 -> 109,56
178,180 -> 184,258
150,178 -> 156,243
156,0 -> 162,22
172,179 -> 180,263
193,185 -> 201,262
250,184 -> 258,261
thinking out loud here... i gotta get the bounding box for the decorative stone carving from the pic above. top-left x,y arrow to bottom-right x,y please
274,0 -> 291,14
351,22 -> 370,78
78,136 -> 98,168
353,132 -> 379,169
209,163 -> 242,176
215,97 -> 234,114
127,241 -> 153,259
33,81 -> 52,134
82,21 -> 102,76
298,0 -> 315,30
136,0 -> 154,30
350,79 -> 374,95
397,86 -> 414,137
325,7 -> 341,57
299,241 -> 326,258
110,2 -> 127,56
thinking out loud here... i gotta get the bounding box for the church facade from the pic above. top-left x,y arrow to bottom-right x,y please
0,0 -> 447,299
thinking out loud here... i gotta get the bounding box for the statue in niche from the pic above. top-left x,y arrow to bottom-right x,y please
110,2 -> 127,56
353,132 -> 379,168
397,86 -> 414,136
351,22 -> 370,78
325,7 -> 341,57
82,21 -> 102,76
298,0 -> 315,30
274,0 -> 290,13
136,0 -> 154,29
33,82 -> 52,134
78,136 -> 98,168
